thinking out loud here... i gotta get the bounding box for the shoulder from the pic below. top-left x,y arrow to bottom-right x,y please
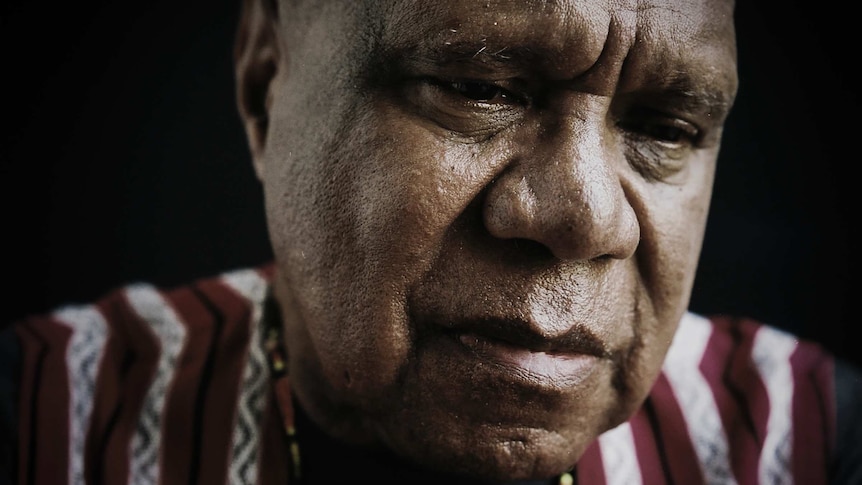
2,263 -> 276,485
670,312 -> 842,418
668,312 -> 835,383
7,263 -> 276,391
11,264 -> 275,359
665,312 -> 862,484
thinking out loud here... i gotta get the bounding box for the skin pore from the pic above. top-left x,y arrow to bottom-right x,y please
235,0 -> 738,481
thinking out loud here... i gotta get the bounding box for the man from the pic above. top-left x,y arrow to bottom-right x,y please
3,0 -> 860,484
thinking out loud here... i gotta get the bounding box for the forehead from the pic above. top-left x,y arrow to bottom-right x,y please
376,0 -> 735,44
362,0 -> 737,99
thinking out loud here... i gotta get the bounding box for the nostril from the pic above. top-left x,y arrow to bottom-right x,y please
506,237 -> 555,262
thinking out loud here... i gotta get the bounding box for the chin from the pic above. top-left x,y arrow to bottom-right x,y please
385,422 -> 590,482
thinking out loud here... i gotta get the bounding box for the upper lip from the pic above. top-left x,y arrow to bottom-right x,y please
425,315 -> 609,358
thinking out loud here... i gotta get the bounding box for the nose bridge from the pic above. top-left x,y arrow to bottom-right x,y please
540,113 -> 612,222
483,104 -> 640,261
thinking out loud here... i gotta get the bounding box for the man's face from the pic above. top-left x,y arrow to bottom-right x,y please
250,0 -> 737,480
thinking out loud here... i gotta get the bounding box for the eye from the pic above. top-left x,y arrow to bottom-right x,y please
616,111 -> 703,182
429,78 -> 525,106
619,117 -> 699,145
448,81 -> 510,103
403,77 -> 527,142
637,122 -> 689,143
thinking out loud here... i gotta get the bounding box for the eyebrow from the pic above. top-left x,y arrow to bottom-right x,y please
398,40 -> 547,76
425,41 -> 536,63
645,71 -> 738,120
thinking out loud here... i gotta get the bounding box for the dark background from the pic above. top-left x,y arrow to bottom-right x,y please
2,2 -> 858,368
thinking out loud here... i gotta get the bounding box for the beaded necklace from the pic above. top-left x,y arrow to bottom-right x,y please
263,315 -> 303,482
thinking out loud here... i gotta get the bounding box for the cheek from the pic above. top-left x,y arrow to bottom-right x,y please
344,105 -> 513,280
661,167 -> 714,291
263,102 -> 514,395
618,159 -> 716,399
633,154 -> 715,309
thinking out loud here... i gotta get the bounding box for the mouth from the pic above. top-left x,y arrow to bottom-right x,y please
423,316 -> 609,388
457,332 -> 602,386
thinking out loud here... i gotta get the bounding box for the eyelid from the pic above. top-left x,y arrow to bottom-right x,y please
618,108 -> 702,144
425,77 -> 529,104
650,117 -> 700,143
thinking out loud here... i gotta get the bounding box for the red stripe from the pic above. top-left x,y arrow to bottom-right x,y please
700,316 -> 760,485
257,387 -> 291,485
15,317 -> 72,485
648,373 -> 704,485
722,318 -> 770,454
576,439 -> 606,485
790,342 -> 834,485
190,277 -> 257,485
817,351 -> 837,458
255,262 -> 276,282
158,285 -> 217,485
629,406 -> 667,485
84,293 -> 160,485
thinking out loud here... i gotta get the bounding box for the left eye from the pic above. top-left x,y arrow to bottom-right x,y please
448,81 -> 509,102
618,117 -> 699,145
636,122 -> 688,143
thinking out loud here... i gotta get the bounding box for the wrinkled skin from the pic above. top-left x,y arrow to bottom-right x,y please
235,0 -> 738,480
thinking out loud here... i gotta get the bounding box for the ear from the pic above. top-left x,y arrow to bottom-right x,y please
234,0 -> 280,179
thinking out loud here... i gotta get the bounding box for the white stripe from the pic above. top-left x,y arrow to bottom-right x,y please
220,268 -> 269,304
751,325 -> 797,485
221,269 -> 270,485
598,421 -> 643,485
663,312 -> 737,485
54,305 -> 109,485
124,284 -> 188,485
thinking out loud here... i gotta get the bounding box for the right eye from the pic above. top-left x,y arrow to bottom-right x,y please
426,77 -> 528,108
446,81 -> 512,103
402,78 -> 527,141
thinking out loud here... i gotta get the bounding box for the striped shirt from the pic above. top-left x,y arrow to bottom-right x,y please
2,264 -> 859,485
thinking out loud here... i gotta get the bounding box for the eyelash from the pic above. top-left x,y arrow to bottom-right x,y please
448,81 -> 509,102
618,117 -> 700,145
432,79 -> 525,106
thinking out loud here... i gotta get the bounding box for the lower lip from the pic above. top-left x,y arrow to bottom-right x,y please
456,333 -> 601,387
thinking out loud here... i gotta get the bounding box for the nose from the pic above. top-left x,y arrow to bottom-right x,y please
483,111 -> 639,262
